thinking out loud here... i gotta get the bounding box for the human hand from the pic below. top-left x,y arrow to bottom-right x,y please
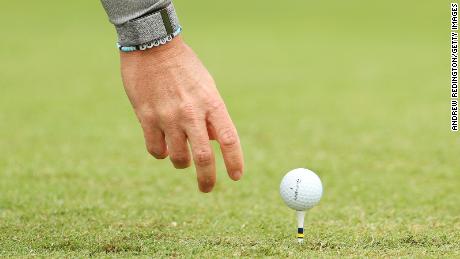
119,36 -> 244,192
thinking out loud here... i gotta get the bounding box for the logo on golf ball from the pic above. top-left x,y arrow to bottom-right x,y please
292,178 -> 301,201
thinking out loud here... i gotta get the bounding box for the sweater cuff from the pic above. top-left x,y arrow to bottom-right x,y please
115,3 -> 180,47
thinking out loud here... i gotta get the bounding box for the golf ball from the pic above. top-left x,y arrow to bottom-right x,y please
280,168 -> 323,211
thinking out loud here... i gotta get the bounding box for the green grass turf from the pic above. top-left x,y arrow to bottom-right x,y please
1,0 -> 459,257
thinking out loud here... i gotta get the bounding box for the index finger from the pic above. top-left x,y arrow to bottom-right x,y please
208,105 -> 244,181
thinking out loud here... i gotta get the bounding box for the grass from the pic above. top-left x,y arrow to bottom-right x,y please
1,0 -> 459,257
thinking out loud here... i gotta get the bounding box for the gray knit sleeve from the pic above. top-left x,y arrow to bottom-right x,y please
100,0 -> 181,47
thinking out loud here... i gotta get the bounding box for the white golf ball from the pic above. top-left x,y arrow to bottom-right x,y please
280,168 -> 323,211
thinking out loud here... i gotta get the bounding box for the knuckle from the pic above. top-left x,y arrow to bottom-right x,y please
180,102 -> 198,121
194,149 -> 213,166
157,107 -> 176,120
207,99 -> 225,112
159,110 -> 177,127
219,128 -> 238,147
138,109 -> 156,124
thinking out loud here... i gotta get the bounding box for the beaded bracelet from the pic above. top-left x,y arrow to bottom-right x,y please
117,27 -> 182,52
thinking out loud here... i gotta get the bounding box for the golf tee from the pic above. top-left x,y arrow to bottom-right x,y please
296,210 -> 306,243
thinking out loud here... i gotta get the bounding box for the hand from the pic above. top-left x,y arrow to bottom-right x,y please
119,36 -> 244,192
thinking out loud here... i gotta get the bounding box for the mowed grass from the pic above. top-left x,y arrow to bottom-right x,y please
1,0 -> 459,257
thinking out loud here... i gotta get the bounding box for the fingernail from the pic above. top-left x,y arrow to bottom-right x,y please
233,171 -> 242,180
